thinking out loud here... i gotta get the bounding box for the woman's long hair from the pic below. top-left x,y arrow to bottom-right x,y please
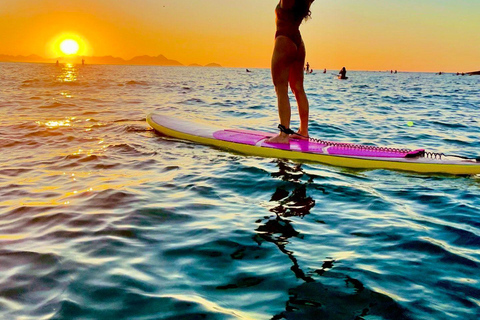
293,0 -> 314,21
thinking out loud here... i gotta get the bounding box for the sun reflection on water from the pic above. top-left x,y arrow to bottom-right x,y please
57,63 -> 77,83
36,119 -> 72,128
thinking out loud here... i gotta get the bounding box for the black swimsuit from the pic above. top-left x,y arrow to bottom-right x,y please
275,3 -> 303,48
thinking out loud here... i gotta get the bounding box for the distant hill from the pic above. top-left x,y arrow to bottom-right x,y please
126,54 -> 182,66
0,54 -> 46,63
205,63 -> 222,67
0,53 -> 221,67
86,56 -> 127,65
467,70 -> 480,75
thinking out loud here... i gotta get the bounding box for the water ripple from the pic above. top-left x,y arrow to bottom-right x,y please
1,63 -> 479,319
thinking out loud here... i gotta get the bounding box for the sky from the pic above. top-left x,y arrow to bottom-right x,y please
1,0 -> 479,72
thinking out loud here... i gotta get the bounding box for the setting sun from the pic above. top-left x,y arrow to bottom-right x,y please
60,39 -> 79,55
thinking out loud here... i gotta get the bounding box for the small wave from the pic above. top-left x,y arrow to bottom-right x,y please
0,138 -> 29,148
20,79 -> 43,87
0,168 -> 32,177
26,127 -> 69,139
106,143 -> 141,155
443,225 -> 480,247
25,129 -> 64,138
51,81 -> 81,87
115,122 -> 150,133
216,276 -> 263,290
432,120 -> 468,129
353,84 -> 370,89
0,188 -> 37,199
2,205 -> 56,220
92,163 -> 121,170
113,118 -> 146,123
131,158 -> 157,170
0,249 -> 66,319
125,80 -> 149,86
82,111 -> 99,116
39,102 -> 75,109
82,189 -> 138,209
62,154 -> 102,163
179,98 -> 205,105
397,239 -> 478,268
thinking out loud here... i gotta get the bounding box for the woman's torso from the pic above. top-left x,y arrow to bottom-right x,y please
275,2 -> 304,47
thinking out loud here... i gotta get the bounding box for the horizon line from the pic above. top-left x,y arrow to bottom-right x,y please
0,53 -> 478,74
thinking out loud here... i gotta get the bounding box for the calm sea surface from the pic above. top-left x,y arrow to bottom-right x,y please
0,62 -> 479,320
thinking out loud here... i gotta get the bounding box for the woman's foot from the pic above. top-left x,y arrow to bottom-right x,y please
266,132 -> 290,144
293,130 -> 309,140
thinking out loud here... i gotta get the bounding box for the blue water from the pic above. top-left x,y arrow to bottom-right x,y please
1,62 -> 479,320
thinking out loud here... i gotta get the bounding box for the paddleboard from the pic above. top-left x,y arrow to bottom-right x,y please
147,113 -> 480,175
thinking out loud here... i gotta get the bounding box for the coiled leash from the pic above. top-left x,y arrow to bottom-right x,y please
277,124 -> 479,161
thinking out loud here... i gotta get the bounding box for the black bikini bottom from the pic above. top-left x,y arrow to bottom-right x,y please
275,30 -> 303,48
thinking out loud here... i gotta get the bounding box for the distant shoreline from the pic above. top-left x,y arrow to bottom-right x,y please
0,54 -> 222,68
0,57 -> 477,74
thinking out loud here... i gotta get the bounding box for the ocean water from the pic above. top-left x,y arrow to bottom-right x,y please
0,62 -> 479,320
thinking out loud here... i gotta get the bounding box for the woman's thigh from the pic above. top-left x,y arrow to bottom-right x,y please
288,42 -> 306,91
271,36 -> 297,87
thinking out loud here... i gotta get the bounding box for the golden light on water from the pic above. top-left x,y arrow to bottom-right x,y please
36,119 -> 72,128
58,63 -> 77,82
60,39 -> 79,55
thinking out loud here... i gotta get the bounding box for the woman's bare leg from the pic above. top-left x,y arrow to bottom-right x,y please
267,36 -> 297,144
289,42 -> 309,138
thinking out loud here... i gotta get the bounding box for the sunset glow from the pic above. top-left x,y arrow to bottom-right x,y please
60,39 -> 79,55
0,0 -> 479,72
47,32 -> 90,59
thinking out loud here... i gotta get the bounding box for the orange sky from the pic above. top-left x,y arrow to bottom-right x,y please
1,0 -> 479,72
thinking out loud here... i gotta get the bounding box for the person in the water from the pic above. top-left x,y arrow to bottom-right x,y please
338,67 -> 347,79
267,0 -> 315,144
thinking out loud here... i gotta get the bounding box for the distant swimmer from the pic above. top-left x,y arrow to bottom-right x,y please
56,60 -> 59,66
338,67 -> 348,79
323,68 -> 326,74
82,59 -> 85,65
305,61 -> 310,73
246,69 -> 251,72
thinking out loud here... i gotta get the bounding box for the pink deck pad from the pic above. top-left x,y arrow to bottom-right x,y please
212,129 -> 420,158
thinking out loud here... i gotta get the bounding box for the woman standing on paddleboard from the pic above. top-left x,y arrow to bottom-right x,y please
267,0 -> 315,144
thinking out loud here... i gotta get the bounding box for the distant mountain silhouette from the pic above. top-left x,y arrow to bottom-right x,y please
0,53 -> 221,67
127,54 -> 182,66
0,54 -> 45,63
86,56 -> 126,65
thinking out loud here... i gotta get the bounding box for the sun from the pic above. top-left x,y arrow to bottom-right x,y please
60,39 -> 80,55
